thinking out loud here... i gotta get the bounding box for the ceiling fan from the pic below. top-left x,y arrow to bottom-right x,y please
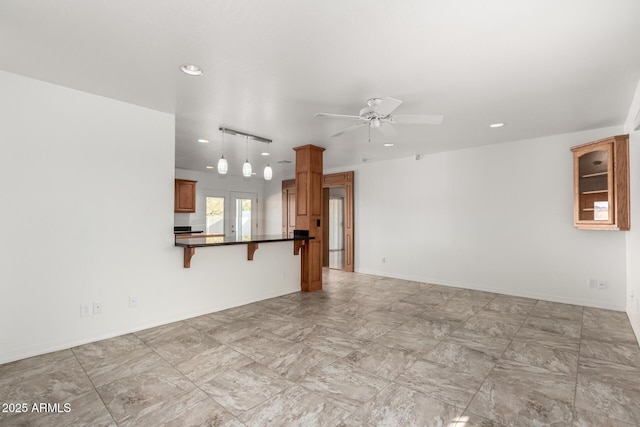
315,97 -> 443,138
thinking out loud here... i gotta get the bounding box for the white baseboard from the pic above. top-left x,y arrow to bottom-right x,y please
628,306 -> 640,348
355,268 -> 626,311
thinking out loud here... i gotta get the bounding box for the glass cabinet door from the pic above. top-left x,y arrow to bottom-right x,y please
575,144 -> 613,224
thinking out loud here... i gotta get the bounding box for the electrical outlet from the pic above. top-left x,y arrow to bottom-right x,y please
93,302 -> 103,315
129,296 -> 137,308
381,257 -> 386,264
80,304 -> 91,318
588,278 -> 597,289
597,280 -> 608,290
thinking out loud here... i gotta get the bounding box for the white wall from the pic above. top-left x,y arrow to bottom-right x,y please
310,127 -> 630,310
0,71 -> 299,364
264,179 -> 285,235
174,168 -> 266,233
626,133 -> 640,339
624,79 -> 640,342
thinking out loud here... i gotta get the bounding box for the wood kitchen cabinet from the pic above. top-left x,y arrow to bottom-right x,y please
174,179 -> 197,213
571,135 -> 630,230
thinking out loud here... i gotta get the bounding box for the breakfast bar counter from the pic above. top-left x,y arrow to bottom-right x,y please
175,233 -> 312,268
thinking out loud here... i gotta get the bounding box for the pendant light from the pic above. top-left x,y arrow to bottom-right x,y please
217,130 -> 228,175
242,136 -> 252,177
263,142 -> 273,180
263,164 -> 273,180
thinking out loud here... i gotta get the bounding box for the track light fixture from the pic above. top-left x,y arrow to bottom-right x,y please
218,127 -> 274,180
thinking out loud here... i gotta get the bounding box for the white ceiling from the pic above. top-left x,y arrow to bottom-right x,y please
2,1 -> 640,178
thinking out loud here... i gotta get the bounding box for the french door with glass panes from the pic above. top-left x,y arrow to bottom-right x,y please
205,191 -> 258,240
229,192 -> 258,240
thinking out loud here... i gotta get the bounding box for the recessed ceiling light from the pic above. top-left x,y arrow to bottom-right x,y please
261,152 -> 270,156
198,139 -> 209,143
383,143 -> 394,147
206,165 -> 214,169
180,64 -> 203,76
489,123 -> 505,128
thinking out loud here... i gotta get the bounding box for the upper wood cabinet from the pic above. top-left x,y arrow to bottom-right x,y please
571,135 -> 630,230
174,179 -> 197,213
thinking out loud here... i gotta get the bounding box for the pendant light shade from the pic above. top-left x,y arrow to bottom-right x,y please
242,136 -> 252,177
217,156 -> 228,174
218,130 -> 228,175
264,164 -> 273,180
243,160 -> 252,177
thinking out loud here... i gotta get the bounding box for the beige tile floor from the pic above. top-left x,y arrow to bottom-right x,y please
1,270 -> 640,426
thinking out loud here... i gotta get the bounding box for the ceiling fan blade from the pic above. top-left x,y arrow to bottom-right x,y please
391,114 -> 444,125
331,122 -> 367,137
374,97 -> 403,117
315,113 -> 362,120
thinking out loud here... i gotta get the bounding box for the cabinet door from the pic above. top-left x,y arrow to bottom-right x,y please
574,143 -> 614,225
175,179 -> 197,213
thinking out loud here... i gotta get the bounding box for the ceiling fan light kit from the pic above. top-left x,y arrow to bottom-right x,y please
315,96 -> 444,141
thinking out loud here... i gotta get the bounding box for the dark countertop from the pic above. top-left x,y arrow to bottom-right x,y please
175,234 -> 312,248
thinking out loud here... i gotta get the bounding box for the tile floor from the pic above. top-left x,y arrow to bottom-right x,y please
1,270 -> 640,426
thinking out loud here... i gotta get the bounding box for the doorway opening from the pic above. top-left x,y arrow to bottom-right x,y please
205,196 -> 225,235
282,171 -> 354,272
328,187 -> 345,270
230,191 -> 257,241
235,198 -> 252,241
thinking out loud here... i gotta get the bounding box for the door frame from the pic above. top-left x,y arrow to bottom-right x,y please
282,171 -> 354,272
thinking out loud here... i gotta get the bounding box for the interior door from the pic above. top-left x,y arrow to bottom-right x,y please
229,192 -> 258,240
